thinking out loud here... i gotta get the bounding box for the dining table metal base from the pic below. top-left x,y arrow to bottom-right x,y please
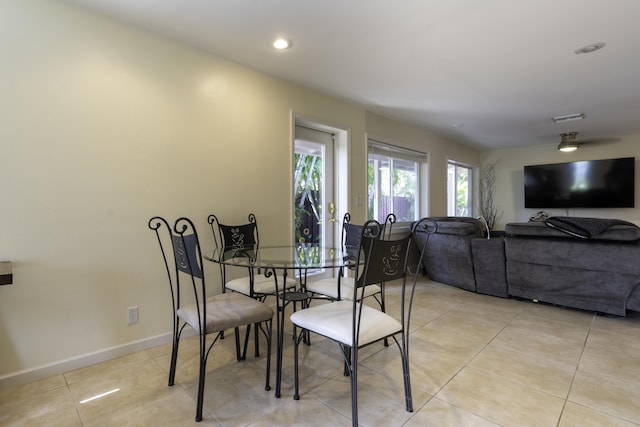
274,273 -> 310,398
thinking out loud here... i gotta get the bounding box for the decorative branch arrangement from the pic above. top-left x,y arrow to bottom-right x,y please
479,160 -> 503,230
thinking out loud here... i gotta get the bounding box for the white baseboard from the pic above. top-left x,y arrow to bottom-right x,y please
0,332 -> 175,390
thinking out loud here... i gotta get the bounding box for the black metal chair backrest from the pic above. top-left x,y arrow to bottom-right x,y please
341,213 -> 361,249
339,213 -> 397,273
342,212 -> 397,249
355,219 -> 411,290
207,213 -> 262,296
382,213 -> 396,240
172,232 -> 203,279
148,216 -> 207,329
208,213 -> 259,250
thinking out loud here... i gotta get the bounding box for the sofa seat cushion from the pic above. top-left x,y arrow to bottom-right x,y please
506,236 -> 640,275
506,260 -> 640,316
505,236 -> 640,315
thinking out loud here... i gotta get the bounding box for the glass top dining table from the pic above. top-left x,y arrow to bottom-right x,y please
205,243 -> 358,398
206,244 -> 356,271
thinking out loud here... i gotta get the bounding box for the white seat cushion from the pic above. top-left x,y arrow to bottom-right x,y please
178,292 -> 273,334
290,301 -> 401,347
306,278 -> 381,300
226,274 -> 297,295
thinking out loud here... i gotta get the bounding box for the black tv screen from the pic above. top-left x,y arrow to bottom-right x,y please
524,157 -> 635,208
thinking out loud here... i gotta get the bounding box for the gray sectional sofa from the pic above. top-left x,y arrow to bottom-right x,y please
505,218 -> 640,316
413,216 -> 640,316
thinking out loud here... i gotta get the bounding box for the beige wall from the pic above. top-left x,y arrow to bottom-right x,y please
480,134 -> 640,230
0,0 -> 479,383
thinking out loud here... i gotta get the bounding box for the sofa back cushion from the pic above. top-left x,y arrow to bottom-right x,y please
505,221 -> 640,242
427,217 -> 485,237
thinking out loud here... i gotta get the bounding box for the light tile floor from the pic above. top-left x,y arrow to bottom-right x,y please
2,278 -> 640,426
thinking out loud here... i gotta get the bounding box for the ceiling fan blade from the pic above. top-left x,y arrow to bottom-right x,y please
557,132 -> 621,148
579,137 -> 622,145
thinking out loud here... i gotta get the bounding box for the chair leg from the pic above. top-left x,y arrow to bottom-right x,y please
253,294 -> 270,358
343,347 -> 351,376
264,319 -> 272,391
350,346 -> 358,427
168,332 -> 179,386
381,285 -> 389,347
254,322 -> 260,357
292,300 -> 311,345
302,298 -> 311,345
235,327 -> 244,361
401,344 -> 413,412
293,323 -> 301,400
195,334 -> 207,422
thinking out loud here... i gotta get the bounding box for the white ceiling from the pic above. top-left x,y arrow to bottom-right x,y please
63,0 -> 640,149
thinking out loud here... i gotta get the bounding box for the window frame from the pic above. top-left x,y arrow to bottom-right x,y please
447,159 -> 475,217
367,140 -> 428,224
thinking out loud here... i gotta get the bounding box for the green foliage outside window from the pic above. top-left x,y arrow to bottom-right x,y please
456,168 -> 469,216
294,153 -> 322,244
368,159 -> 416,222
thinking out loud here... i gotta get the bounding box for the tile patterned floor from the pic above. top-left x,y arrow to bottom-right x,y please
2,278 -> 640,426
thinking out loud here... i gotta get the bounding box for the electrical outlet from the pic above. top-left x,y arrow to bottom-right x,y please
127,306 -> 138,325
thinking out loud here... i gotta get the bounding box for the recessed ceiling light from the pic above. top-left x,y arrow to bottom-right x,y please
574,42 -> 605,54
273,38 -> 292,50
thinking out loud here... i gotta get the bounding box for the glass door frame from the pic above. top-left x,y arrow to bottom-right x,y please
292,113 -> 349,265
294,129 -> 334,248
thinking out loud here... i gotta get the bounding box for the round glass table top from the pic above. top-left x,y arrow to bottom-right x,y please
205,244 -> 357,270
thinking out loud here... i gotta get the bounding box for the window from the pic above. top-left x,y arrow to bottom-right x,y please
368,141 -> 427,222
448,160 -> 473,216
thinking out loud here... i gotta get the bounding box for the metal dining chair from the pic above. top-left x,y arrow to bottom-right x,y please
207,213 -> 297,357
305,213 -> 396,311
148,216 -> 274,422
290,217 -> 430,427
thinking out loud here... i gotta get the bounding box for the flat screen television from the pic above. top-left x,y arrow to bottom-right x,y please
524,157 -> 635,208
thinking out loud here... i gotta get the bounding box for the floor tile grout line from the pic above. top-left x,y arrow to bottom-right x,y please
559,313 -> 640,426
401,301 -> 496,415
462,306 -> 587,401
422,300 -> 579,426
5,279 -> 640,426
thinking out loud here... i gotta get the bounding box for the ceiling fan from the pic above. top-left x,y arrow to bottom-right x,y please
557,132 -> 620,152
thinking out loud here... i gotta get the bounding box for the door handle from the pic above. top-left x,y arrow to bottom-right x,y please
328,202 -> 337,223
